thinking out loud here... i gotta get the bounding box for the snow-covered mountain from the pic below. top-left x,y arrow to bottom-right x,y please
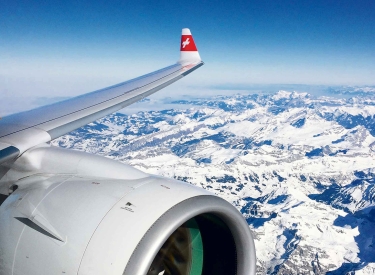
53,90 -> 375,274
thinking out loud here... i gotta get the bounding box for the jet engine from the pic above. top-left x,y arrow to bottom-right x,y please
0,145 -> 256,275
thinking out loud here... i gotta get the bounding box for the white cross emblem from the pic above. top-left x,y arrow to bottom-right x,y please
182,37 -> 190,48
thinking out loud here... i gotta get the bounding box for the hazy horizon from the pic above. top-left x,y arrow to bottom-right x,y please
1,1 -> 375,115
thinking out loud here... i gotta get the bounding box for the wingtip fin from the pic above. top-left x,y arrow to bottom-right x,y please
179,28 -> 201,64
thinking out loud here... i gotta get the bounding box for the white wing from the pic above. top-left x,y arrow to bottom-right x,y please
0,30 -> 203,161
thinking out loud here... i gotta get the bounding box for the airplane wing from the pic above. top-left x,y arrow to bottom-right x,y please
0,28 -> 203,162
0,29 -> 256,275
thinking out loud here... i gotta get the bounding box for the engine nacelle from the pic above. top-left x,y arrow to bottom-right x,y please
0,146 -> 256,274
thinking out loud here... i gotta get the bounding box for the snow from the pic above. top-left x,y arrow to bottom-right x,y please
217,120 -> 263,137
321,105 -> 375,117
52,89 -> 375,274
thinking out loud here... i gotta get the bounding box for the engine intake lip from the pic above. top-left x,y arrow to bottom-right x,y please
123,195 -> 256,275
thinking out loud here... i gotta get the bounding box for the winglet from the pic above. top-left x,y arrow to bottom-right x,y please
179,28 -> 201,64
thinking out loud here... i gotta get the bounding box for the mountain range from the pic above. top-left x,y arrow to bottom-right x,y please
52,90 -> 375,274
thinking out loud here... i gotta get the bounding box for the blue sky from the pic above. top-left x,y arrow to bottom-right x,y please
1,0 -> 375,114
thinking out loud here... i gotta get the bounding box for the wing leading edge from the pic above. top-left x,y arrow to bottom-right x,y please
0,28 -> 203,162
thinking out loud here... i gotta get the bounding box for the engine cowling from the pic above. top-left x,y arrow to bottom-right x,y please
0,146 -> 256,275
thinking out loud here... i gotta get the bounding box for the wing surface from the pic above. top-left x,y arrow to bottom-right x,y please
0,28 -> 203,161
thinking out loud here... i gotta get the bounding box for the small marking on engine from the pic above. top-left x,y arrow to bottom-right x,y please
121,207 -> 134,213
161,185 -> 170,189
91,182 -> 100,185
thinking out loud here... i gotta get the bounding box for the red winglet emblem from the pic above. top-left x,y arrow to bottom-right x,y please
180,35 -> 197,51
